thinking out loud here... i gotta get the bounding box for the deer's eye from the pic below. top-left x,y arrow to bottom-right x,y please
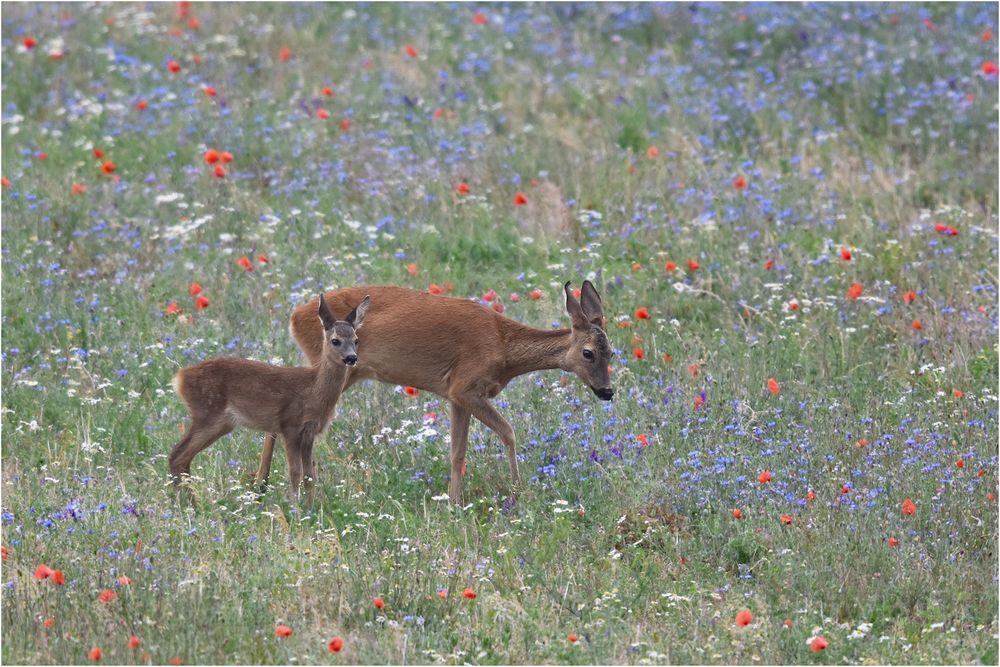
582,349 -> 595,361
331,339 -> 341,346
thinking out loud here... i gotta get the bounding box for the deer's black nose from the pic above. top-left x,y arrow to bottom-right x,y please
344,355 -> 358,367
594,387 -> 614,401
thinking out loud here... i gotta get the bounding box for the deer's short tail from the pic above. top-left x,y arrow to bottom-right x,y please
171,369 -> 187,403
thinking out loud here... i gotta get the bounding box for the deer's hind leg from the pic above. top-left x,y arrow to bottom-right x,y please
254,432 -> 279,490
169,415 -> 234,485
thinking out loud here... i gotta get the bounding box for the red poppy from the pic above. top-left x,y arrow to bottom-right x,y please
403,386 -> 418,397
23,36 -> 37,49
195,295 -> 210,310
633,348 -> 644,360
635,307 -> 649,320
530,289 -> 542,300
1,176 -> 10,188
165,302 -> 181,315
902,498 -> 916,515
783,618 -> 793,628
34,564 -> 54,580
136,100 -> 148,110
473,12 -> 487,25
662,352 -> 673,363
765,258 -> 774,270
53,570 -> 65,585
567,633 -> 578,643
456,182 -> 470,194
404,44 -> 418,58
340,118 -> 351,132
693,395 -> 705,409
93,148 -> 104,159
219,151 -> 232,163
213,165 -> 225,178
428,283 -> 442,295
646,146 -> 659,159
911,320 -> 922,331
953,388 -> 964,399
72,183 -> 87,195
329,637 -> 344,653
101,161 -> 116,174
841,484 -> 850,494
35,151 -> 48,161
810,636 -> 829,652
98,589 -> 117,604
806,490 -> 816,501
779,514 -> 793,525
463,588 -> 476,599
1,546 -> 7,560
840,247 -> 852,261
758,470 -> 772,484
237,256 -> 253,272
257,254 -> 268,263
89,647 -> 102,661
43,617 -> 55,628
279,47 -> 291,61
405,263 -> 418,277
982,30 -> 994,41
888,537 -> 899,548
855,438 -> 868,449
170,658 -> 182,666
204,86 -> 216,97
665,260 -> 677,272
317,108 -> 330,120
275,625 -> 293,637
167,60 -> 181,73
982,61 -> 998,76
482,289 -> 496,302
788,301 -> 800,311
923,17 -> 935,29
514,192 -> 528,206
188,17 -> 200,30
735,609 -> 753,626
732,509 -> 742,519
510,293 -> 520,303
733,175 -> 747,190
189,282 -> 203,295
847,283 -> 863,300
767,378 -> 780,395
373,596 -> 385,609
117,575 -> 132,586
437,588 -> 448,599
902,290 -> 916,303
128,635 -> 141,649
637,434 -> 649,446
322,86 -> 334,97
687,259 -> 699,271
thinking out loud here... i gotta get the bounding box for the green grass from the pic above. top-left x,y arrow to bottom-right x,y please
1,3 -> 998,665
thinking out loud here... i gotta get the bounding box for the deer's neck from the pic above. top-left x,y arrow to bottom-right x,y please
307,355 -> 349,423
500,322 -> 571,382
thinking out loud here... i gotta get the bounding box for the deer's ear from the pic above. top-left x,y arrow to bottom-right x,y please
564,282 -> 590,330
347,295 -> 370,331
580,280 -> 606,328
317,295 -> 337,331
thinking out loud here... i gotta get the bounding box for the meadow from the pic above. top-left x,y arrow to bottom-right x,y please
1,2 -> 998,664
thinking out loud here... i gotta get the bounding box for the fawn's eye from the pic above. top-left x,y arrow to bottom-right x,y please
582,349 -> 594,361
331,339 -> 341,346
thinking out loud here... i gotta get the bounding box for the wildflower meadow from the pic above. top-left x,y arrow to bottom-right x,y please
1,3 -> 998,665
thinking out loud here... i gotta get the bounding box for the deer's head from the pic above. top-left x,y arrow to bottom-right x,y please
317,294 -> 370,367
563,281 -> 614,401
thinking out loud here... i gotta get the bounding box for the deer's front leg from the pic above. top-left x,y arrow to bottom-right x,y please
467,399 -> 520,489
448,402 -> 471,503
255,432 -> 278,489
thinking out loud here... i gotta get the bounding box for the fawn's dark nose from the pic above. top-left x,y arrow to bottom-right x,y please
594,387 -> 614,401
344,355 -> 358,367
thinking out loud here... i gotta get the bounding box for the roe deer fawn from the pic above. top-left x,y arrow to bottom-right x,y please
255,281 -> 612,503
170,294 -> 370,498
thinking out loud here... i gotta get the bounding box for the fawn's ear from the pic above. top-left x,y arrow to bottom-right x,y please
317,295 -> 337,331
564,282 -> 590,331
347,295 -> 370,331
580,280 -> 606,328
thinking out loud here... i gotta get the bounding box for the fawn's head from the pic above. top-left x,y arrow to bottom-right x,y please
317,294 -> 370,367
563,281 -> 614,401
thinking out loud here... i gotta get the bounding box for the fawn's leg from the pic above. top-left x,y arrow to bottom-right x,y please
282,429 -> 305,496
255,432 -> 278,488
169,417 -> 233,484
467,399 -> 520,489
448,402 -> 472,504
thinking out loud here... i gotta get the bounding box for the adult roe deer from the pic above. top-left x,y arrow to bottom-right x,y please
170,295 -> 370,498
254,281 -> 612,502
